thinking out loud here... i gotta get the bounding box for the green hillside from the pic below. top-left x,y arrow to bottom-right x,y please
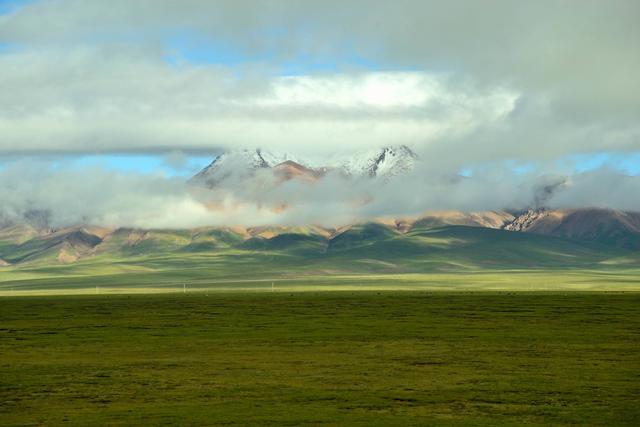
1,223 -> 637,294
352,225 -> 625,268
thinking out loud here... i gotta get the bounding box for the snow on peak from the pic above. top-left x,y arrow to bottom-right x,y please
192,145 -> 418,187
338,145 -> 418,178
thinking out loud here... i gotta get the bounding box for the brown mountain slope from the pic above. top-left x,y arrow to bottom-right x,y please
503,208 -> 640,250
0,224 -> 44,244
0,227 -> 103,264
2,208 -> 639,265
271,161 -> 326,183
409,211 -> 515,231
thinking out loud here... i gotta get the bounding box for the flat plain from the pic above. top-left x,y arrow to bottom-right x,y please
1,290 -> 639,426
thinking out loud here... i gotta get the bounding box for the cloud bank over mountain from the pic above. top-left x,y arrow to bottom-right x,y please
0,0 -> 638,227
1,0 -> 638,161
0,59 -> 515,158
1,156 -> 640,229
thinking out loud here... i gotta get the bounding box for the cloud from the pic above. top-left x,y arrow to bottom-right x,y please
0,0 -> 639,226
2,158 -> 639,230
0,159 -> 206,228
547,169 -> 640,212
0,47 -> 516,156
0,0 -> 638,164
161,150 -> 188,170
2,0 -> 638,117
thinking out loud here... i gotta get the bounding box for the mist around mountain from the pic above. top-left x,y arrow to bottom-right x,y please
2,144 -> 640,232
190,145 -> 419,188
1,146 -> 640,272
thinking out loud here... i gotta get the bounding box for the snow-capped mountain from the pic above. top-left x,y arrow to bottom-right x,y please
190,148 -> 314,188
336,145 -> 418,178
191,145 -> 418,187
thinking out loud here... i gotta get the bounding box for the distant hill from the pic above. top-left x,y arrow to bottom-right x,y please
0,227 -> 104,264
409,211 -> 515,230
504,208 -> 640,250
1,209 -> 637,274
186,148 -> 640,254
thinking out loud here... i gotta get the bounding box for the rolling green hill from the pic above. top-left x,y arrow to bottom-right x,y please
1,220 -> 637,294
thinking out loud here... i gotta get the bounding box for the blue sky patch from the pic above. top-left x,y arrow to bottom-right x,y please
73,154 -> 213,177
0,0 -> 31,15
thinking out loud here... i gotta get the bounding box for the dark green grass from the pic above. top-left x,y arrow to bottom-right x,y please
1,292 -> 639,426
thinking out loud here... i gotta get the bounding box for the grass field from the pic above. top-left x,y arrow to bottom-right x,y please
2,268 -> 640,296
1,291 -> 639,426
2,226 -> 639,424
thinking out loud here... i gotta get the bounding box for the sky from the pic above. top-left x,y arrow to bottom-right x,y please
0,0 -> 639,227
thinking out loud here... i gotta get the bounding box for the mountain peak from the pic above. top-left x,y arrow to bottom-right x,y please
191,145 -> 418,188
341,145 -> 418,178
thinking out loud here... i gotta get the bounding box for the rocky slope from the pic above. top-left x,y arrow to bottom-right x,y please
502,208 -> 640,250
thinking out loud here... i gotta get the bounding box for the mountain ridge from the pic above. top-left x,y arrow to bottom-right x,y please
2,208 -> 639,267
191,145 -> 419,187
502,208 -> 640,250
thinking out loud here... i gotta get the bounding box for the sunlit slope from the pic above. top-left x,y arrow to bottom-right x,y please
0,225 -> 638,294
1,225 -> 632,287
0,228 -> 101,264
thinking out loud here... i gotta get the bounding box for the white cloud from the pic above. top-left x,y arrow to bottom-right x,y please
0,0 -> 639,226
0,46 -> 517,156
0,0 -> 638,162
2,157 -> 640,229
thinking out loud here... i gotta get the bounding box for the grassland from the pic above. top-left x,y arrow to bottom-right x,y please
2,269 -> 640,296
2,223 -> 639,296
1,224 -> 639,424
1,292 -> 639,426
